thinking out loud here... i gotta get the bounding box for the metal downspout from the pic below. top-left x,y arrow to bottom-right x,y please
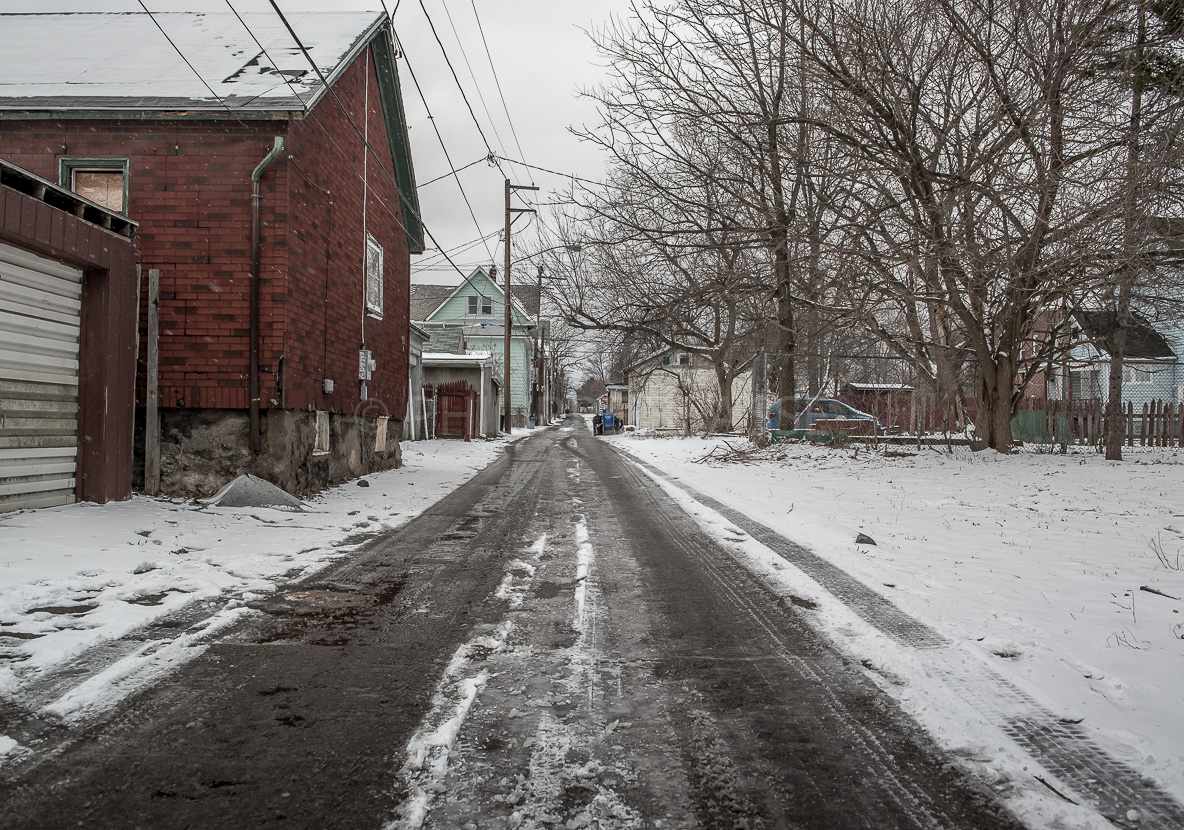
249,136 -> 285,454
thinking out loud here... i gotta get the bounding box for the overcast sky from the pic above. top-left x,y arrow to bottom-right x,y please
392,1 -> 634,285
19,0 -> 635,284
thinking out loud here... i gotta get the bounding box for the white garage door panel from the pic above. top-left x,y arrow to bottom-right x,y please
0,242 -> 83,512
0,283 -> 82,325
0,308 -> 82,342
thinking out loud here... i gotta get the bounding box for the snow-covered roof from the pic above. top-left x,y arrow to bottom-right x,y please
422,352 -> 491,366
0,10 -> 385,113
843,382 -> 915,392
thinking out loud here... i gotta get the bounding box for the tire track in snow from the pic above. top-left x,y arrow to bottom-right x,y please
619,448 -> 1184,829
387,620 -> 514,830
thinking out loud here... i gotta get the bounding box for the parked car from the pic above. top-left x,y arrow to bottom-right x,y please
767,398 -> 882,431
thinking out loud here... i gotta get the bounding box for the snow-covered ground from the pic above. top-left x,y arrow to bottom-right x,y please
0,436 -> 522,735
607,430 -> 1184,827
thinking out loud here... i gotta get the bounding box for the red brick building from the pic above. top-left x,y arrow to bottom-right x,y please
0,10 -> 422,496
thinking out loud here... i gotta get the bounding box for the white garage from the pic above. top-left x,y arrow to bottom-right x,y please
0,241 -> 83,511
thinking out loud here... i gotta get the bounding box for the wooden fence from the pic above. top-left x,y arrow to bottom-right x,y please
848,393 -> 1184,447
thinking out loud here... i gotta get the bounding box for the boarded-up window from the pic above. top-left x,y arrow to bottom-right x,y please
375,415 -> 389,452
365,234 -> 383,318
314,411 -> 330,455
72,170 -> 125,212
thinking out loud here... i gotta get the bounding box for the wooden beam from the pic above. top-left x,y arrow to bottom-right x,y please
144,268 -> 161,496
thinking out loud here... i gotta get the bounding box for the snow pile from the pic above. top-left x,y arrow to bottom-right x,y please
202,474 -> 304,511
610,434 -> 1184,817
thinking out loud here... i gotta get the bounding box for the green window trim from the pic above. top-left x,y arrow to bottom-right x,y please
59,157 -> 130,215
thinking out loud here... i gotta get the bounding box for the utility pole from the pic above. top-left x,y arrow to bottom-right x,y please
537,264 -> 545,424
504,178 -> 538,433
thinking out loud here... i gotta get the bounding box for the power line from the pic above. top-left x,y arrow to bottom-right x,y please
468,0 -> 529,168
267,0 -> 492,296
392,30 -> 493,260
438,0 -> 511,160
223,0 -> 307,112
416,0 -> 502,171
494,154 -> 601,187
137,0 -> 233,114
418,156 -> 488,187
414,229 -> 501,268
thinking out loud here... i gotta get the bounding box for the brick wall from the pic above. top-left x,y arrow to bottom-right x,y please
0,40 -> 411,423
283,44 -> 411,420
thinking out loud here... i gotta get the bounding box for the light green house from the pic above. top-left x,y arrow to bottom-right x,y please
411,268 -> 540,429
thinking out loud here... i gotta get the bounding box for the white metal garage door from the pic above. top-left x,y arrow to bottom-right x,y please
0,241 -> 83,511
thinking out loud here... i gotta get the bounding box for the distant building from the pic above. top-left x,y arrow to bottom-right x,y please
1055,310 -> 1183,404
411,269 -> 548,429
0,9 -> 422,496
624,350 -> 753,433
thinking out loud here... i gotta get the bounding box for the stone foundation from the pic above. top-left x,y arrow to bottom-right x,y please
134,408 -> 403,498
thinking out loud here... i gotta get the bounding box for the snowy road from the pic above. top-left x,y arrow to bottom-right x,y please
0,418 -> 1172,828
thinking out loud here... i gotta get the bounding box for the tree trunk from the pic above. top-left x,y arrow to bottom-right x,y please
773,226 -> 796,429
714,362 -> 735,433
1105,6 -> 1146,462
1104,298 -> 1131,460
972,355 -> 1016,452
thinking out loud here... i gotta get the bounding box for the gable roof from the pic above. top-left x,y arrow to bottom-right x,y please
409,284 -> 456,322
1074,310 -> 1177,360
0,10 -> 423,253
0,11 -> 379,112
420,269 -> 534,323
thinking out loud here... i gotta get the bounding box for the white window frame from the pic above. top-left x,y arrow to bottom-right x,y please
467,294 -> 478,314
481,295 -> 493,315
1123,362 -> 1153,385
365,234 -> 384,319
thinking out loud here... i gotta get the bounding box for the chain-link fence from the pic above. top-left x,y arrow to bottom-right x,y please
749,352 -> 1184,447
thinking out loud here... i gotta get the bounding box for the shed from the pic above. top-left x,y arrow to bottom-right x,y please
422,352 -> 501,438
839,383 -> 916,433
0,159 -> 137,510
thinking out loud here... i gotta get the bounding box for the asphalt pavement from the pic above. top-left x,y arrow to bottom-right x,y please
0,417 -> 1023,829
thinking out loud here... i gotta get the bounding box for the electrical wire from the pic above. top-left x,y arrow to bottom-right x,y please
468,0 -> 528,169
223,0 -> 307,112
415,229 -> 502,267
418,156 -> 487,187
416,0 -> 502,172
438,0 -> 511,161
392,29 -> 493,261
494,154 -> 602,187
268,0 -> 494,297
137,0 -> 233,114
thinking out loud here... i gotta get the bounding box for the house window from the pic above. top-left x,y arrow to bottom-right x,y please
314,411 -> 330,455
482,295 -> 493,315
675,352 -> 690,366
1123,363 -> 1153,385
468,295 -> 478,314
468,294 -> 492,315
60,157 -> 129,213
1071,369 -> 1102,400
365,234 -> 383,318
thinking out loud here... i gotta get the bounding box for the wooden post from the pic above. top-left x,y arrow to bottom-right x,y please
144,268 -> 161,496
